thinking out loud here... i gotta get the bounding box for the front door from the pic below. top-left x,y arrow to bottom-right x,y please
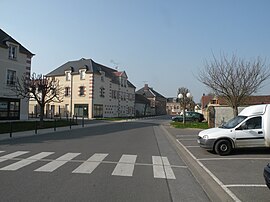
235,116 -> 264,148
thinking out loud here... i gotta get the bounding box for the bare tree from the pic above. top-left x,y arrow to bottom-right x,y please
198,54 -> 270,116
177,87 -> 193,123
15,73 -> 63,122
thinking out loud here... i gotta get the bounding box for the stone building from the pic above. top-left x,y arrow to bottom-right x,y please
30,58 -> 136,119
0,29 -> 34,120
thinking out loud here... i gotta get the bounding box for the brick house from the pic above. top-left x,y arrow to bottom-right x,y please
136,84 -> 167,116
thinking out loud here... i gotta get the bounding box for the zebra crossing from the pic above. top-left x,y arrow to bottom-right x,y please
0,151 -> 179,179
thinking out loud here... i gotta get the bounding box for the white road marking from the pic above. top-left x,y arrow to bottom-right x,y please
112,154 -> 137,177
35,153 -> 81,172
152,156 -> 176,179
175,139 -> 241,202
225,184 -> 267,188
198,157 -> 270,161
162,157 -> 176,179
0,152 -> 54,171
0,151 -> 4,154
72,153 -> 108,174
153,156 -> 166,178
0,151 -> 29,163
185,146 -> 200,148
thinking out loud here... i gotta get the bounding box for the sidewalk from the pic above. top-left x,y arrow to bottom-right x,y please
0,122 -> 116,142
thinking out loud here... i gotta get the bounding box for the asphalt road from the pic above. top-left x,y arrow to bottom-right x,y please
0,117 -> 210,202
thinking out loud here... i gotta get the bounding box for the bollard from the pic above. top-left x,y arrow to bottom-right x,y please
9,122 -> 12,138
82,116 -> 84,127
69,118 -> 72,130
35,121 -> 37,134
76,115 -> 77,124
54,119 -> 56,131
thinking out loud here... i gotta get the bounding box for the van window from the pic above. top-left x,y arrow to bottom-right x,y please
242,117 -> 262,130
221,116 -> 247,129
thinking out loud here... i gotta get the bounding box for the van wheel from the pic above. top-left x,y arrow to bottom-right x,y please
214,139 -> 232,156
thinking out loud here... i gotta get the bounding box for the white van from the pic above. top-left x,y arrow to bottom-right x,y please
198,104 -> 270,155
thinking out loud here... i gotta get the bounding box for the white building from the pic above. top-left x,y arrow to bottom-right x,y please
0,29 -> 34,120
30,58 -> 136,119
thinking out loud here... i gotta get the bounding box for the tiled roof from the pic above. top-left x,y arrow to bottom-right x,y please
46,58 -> 136,88
202,95 -> 270,106
0,29 -> 34,56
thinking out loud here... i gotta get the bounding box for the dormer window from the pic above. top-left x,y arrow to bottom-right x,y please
65,71 -> 71,81
8,45 -> 17,60
80,69 -> 86,80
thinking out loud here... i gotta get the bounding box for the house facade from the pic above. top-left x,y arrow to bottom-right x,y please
135,93 -> 151,117
166,98 -> 181,115
0,29 -> 34,120
136,84 -> 167,116
30,58 -> 135,119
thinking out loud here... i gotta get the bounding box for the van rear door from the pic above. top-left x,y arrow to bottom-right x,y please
235,116 -> 265,148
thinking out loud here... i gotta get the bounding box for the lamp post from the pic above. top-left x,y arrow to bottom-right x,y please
178,92 -> 192,124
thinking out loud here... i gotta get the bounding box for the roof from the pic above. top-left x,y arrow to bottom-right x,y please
46,58 -> 136,88
136,84 -> 166,99
0,29 -> 34,56
135,93 -> 151,104
167,97 -> 178,103
202,95 -> 270,106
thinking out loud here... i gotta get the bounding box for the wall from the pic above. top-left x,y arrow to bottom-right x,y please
209,106 -> 245,127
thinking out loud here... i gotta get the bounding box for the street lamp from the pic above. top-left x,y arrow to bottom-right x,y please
178,92 -> 192,124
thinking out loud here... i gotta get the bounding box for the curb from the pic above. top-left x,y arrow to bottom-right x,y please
161,125 -> 237,202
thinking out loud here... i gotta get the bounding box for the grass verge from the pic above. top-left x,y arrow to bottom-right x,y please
170,121 -> 209,129
0,120 -> 77,134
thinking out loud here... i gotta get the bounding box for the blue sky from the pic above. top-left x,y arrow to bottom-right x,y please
2,0 -> 270,102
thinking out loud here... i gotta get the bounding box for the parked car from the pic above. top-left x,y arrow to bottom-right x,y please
264,163 -> 270,189
172,112 -> 204,122
198,104 -> 270,155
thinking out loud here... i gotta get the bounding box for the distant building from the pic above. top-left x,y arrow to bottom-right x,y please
166,97 -> 181,115
29,58 -> 136,119
166,97 -> 197,115
136,84 -> 167,116
0,29 -> 34,120
135,93 -> 151,117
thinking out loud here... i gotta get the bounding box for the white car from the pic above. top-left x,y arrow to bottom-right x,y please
198,104 -> 270,155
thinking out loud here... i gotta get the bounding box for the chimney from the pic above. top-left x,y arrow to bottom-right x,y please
144,84 -> 149,91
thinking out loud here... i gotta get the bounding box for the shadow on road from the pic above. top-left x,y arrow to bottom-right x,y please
0,121 -> 160,146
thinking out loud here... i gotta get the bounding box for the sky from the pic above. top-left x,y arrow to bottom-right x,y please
1,0 -> 270,102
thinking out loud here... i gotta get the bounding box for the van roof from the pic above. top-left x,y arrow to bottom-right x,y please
239,104 -> 268,116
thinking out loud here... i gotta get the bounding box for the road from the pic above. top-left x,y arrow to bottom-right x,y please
0,117 -> 210,202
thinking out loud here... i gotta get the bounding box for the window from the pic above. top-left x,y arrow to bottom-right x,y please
0,99 -> 20,120
64,87 -> 71,96
7,70 -> 16,86
101,71 -> 105,82
8,45 -> 17,60
100,87 -> 105,97
241,117 -> 262,130
80,70 -> 86,80
79,86 -> 85,96
65,71 -> 71,81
